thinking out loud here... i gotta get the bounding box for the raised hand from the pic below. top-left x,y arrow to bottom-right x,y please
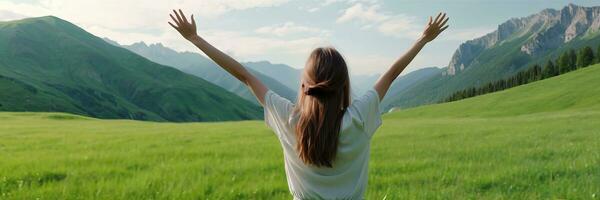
374,12 -> 449,100
167,9 -> 269,105
169,9 -> 197,40
421,12 -> 449,43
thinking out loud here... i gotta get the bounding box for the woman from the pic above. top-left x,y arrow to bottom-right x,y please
169,9 -> 448,199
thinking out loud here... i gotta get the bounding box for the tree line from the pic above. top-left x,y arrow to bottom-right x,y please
443,45 -> 598,103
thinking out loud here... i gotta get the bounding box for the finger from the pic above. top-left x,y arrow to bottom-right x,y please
173,9 -> 183,24
439,17 -> 449,28
191,14 -> 196,27
440,25 -> 449,32
169,14 -> 180,26
179,9 -> 188,24
168,22 -> 179,30
438,13 -> 447,25
428,16 -> 432,25
435,13 -> 446,25
433,12 -> 442,24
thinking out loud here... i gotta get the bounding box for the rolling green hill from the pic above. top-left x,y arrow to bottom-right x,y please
1,65 -> 599,199
390,64 -> 600,118
0,16 -> 262,122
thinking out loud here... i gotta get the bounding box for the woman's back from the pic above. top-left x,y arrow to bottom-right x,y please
264,89 -> 382,199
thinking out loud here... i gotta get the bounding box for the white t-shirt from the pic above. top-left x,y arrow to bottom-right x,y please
264,89 -> 382,200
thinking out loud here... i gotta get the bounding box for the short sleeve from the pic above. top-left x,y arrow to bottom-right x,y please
264,90 -> 294,137
351,89 -> 382,138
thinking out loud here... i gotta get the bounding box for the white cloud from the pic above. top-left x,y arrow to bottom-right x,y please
323,0 -> 377,6
377,15 -> 421,39
378,21 -> 495,42
301,0 -> 377,13
344,53 -> 394,75
200,30 -> 329,59
335,2 -> 489,42
0,0 -> 293,43
336,2 -> 423,39
255,22 -> 330,37
307,7 -> 321,12
336,3 -> 388,23
0,0 -> 290,27
323,0 -> 346,6
0,10 -> 28,21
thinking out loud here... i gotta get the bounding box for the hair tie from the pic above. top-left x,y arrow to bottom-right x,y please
304,82 -> 333,96
304,86 -> 319,96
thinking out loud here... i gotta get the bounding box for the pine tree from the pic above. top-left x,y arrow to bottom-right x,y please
577,46 -> 594,68
597,44 -> 600,63
531,64 -> 542,81
542,60 -> 557,78
569,49 -> 577,70
558,51 -> 573,74
536,64 -> 543,80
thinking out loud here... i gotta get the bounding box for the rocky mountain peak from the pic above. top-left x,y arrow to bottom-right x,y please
444,4 -> 600,76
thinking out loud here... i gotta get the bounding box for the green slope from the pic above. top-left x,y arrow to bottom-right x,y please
390,63 -> 600,118
0,16 -> 262,121
1,65 -> 599,199
367,65 -> 600,199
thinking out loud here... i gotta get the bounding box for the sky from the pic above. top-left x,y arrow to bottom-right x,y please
0,0 -> 599,75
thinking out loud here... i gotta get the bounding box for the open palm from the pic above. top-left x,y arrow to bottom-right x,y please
422,12 -> 449,43
169,9 -> 197,40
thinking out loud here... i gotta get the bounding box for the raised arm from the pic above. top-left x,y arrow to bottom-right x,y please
169,9 -> 268,106
374,12 -> 449,100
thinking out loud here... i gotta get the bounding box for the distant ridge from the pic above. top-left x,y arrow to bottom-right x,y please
118,41 -> 298,104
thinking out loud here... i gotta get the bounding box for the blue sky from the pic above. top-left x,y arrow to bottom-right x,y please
0,0 -> 599,75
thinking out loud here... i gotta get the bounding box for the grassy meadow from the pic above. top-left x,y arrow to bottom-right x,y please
1,65 -> 600,199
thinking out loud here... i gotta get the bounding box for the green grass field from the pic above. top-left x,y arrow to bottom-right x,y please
1,65 -> 600,199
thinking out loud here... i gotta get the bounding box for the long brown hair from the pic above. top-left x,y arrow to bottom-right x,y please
295,47 -> 350,168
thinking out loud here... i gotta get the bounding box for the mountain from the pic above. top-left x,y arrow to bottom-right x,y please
119,42 -> 297,104
242,61 -> 302,90
446,4 -> 600,76
384,4 -> 600,111
350,73 -> 380,97
0,16 -> 262,122
380,67 -> 442,111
